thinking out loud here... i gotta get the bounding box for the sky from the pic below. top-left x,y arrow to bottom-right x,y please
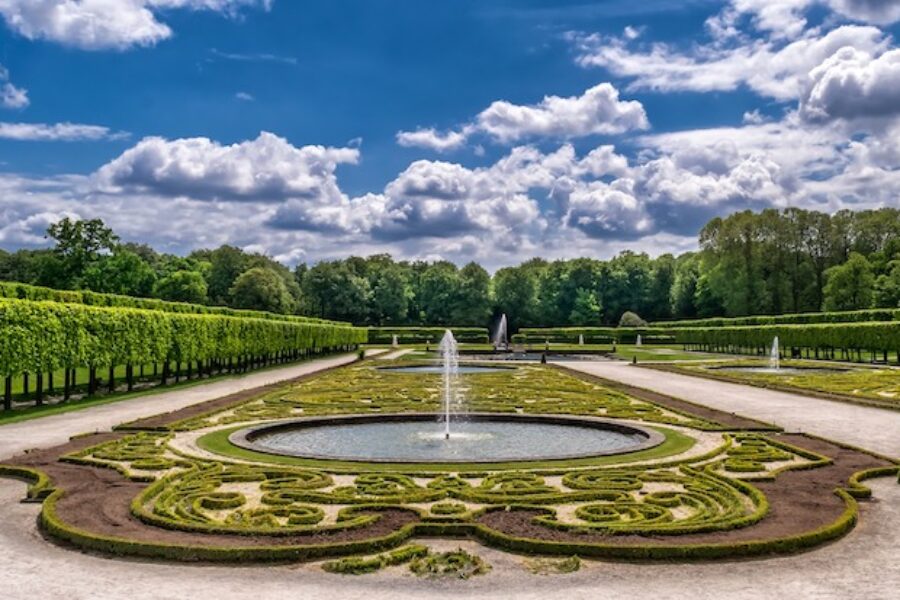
0,0 -> 899,269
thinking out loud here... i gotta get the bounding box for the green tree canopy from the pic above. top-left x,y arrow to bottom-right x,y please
154,270 -> 209,304
229,267 -> 296,314
822,252 -> 875,311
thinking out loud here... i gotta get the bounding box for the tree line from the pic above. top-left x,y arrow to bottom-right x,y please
0,207 -> 897,330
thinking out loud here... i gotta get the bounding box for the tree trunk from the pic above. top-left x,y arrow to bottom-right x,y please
108,365 -> 115,393
4,376 -> 11,411
36,372 -> 44,406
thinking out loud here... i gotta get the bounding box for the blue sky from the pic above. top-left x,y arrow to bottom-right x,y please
0,0 -> 898,267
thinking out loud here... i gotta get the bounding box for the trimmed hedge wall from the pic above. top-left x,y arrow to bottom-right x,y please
0,299 -> 367,406
0,281 -> 342,326
368,327 -> 489,344
670,322 -> 900,355
649,308 -> 900,329
512,327 -> 673,345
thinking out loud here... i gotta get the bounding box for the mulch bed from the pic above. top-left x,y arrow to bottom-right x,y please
477,433 -> 893,547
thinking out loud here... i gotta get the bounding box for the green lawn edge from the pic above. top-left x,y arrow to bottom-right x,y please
195,423 -> 695,473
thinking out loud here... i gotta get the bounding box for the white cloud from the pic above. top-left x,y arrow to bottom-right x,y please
0,65 -> 28,109
0,121 -> 127,141
235,91 -> 255,101
0,0 -> 271,50
395,128 -> 470,152
801,47 -> 900,121
94,131 -> 359,202
395,83 -> 648,150
571,25 -> 889,101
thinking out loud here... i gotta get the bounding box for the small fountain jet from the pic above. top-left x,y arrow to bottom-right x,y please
439,330 -> 459,439
493,314 -> 508,352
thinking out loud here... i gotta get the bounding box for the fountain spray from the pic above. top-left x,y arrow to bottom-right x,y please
439,330 -> 459,439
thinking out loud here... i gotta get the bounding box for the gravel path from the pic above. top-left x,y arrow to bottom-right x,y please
558,361 -> 900,458
0,352 -> 373,460
0,476 -> 896,600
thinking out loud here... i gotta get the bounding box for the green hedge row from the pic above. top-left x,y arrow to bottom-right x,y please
650,308 -> 900,329
32,484 -> 872,562
512,327 -> 673,344
670,322 -> 900,353
0,281 -> 342,326
368,327 -> 489,344
0,299 -> 367,380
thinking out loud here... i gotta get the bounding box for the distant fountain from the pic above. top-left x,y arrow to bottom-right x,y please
391,334 -> 399,348
439,330 -> 459,439
769,336 -> 780,371
493,314 -> 508,351
636,334 -> 642,347
578,334 -> 584,346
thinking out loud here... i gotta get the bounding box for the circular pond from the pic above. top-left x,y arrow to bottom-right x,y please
379,365 -> 513,374
231,414 -> 663,463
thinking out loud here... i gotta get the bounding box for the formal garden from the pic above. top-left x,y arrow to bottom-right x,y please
3,342 -> 897,577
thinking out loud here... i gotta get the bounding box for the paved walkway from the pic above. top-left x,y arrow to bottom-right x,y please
0,352 -> 373,461
557,361 -> 900,458
0,476 -> 895,599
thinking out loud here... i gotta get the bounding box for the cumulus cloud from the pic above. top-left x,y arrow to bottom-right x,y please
395,83 -> 648,151
0,0 -> 271,50
0,121 -> 127,141
571,25 -> 889,101
395,128 -> 469,152
0,64 -> 28,109
801,47 -> 900,121
93,132 -> 359,202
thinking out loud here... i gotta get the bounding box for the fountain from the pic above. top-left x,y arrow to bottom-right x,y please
234,327 -> 666,462
769,336 -> 780,371
492,314 -> 508,351
391,334 -> 399,348
439,329 -> 459,439
636,334 -> 642,347
578,334 -> 584,346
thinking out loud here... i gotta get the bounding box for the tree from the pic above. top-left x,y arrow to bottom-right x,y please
154,270 -> 208,304
822,253 -> 875,311
569,288 -> 602,325
416,262 -> 459,325
874,260 -> 900,308
204,245 -> 248,305
670,253 -> 700,318
451,262 -> 492,326
301,261 -> 370,322
229,267 -> 296,314
46,217 -> 119,287
493,266 -> 537,331
81,250 -> 157,297
369,264 -> 411,325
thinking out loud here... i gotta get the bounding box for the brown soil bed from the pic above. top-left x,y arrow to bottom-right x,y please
555,364 -> 780,430
477,433 -> 894,547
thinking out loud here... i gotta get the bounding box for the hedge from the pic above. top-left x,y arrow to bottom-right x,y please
0,299 -> 367,407
512,327 -> 672,345
368,327 -> 489,344
649,308 -> 900,329
0,281 -> 342,326
670,322 -> 900,356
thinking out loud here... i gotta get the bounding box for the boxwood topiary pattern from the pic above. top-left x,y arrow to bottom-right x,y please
11,361 -> 898,565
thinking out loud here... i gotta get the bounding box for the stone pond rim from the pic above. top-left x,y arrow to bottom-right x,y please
227,413 -> 666,464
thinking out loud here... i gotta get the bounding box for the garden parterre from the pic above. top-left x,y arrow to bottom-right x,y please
3,360 -> 897,565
